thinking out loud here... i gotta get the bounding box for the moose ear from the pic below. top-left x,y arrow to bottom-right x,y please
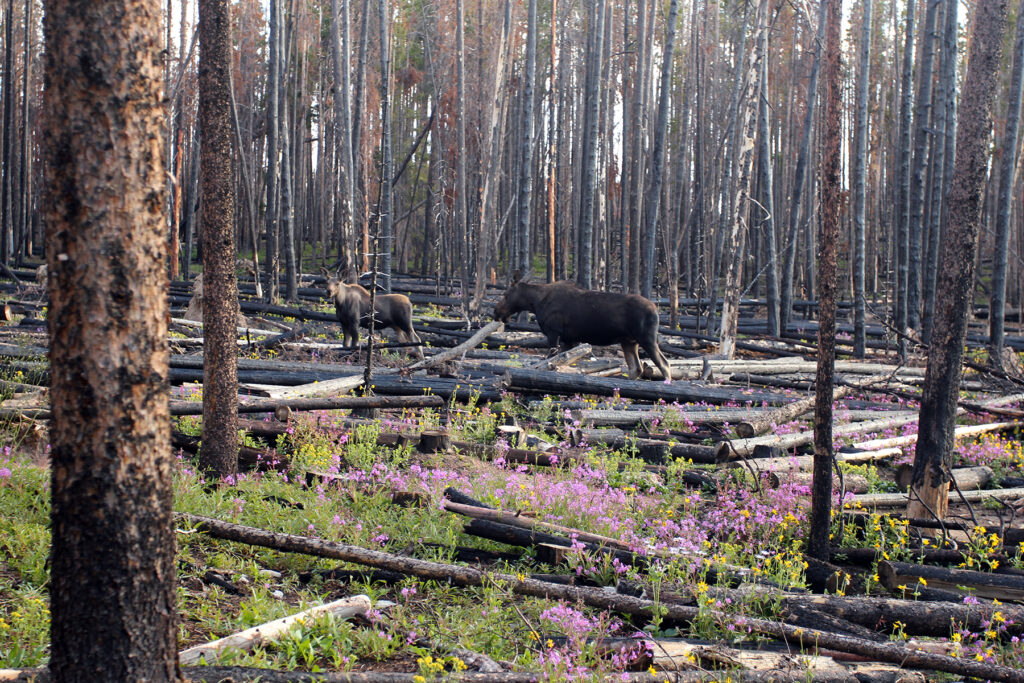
510,270 -> 522,285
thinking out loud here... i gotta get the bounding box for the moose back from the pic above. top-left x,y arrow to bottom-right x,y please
493,275 -> 671,381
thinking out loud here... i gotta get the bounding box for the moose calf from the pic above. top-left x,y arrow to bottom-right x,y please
325,274 -> 422,358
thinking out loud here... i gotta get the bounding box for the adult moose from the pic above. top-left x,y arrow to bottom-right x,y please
494,273 -> 672,381
324,270 -> 423,358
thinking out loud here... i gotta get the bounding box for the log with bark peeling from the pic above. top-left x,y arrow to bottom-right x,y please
725,411 -> 919,458
852,486 -> 1024,508
170,394 -> 444,416
404,320 -> 502,372
178,595 -> 371,665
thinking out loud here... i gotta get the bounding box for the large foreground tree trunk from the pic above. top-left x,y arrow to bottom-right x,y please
43,0 -> 178,678
907,0 -> 1009,522
199,0 -> 240,478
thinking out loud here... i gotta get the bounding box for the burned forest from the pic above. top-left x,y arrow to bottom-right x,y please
5,0 -> 1024,681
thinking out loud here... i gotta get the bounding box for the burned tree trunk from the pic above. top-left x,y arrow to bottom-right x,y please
851,0 -> 871,357
990,2 -> 1024,358
808,0 -> 842,561
43,0 -> 177,677
908,0 -> 1009,523
199,0 -> 240,478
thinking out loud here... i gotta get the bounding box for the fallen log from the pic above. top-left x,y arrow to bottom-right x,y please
504,367 -> 792,405
851,421 -> 1018,452
733,373 -> 895,438
597,639 -> 923,682
573,407 -> 777,429
725,412 -> 919,458
170,394 -> 444,416
405,321 -> 501,372
851,486 -> 1024,508
442,499 -> 634,553
527,343 -> 593,370
879,560 -> 1024,602
244,375 -> 365,400
626,580 -> 1024,637
178,595 -> 371,666
895,465 -> 994,492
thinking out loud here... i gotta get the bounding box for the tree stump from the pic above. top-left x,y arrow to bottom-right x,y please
418,430 -> 451,453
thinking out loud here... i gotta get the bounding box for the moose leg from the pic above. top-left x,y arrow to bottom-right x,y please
642,340 -> 673,382
621,341 -> 642,379
407,328 -> 424,360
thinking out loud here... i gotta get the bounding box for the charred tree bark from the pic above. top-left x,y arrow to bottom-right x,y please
43,0 -> 177,677
378,0 -> 393,292
640,0 -> 679,300
906,0 -> 941,332
756,22 -> 779,337
199,0 -> 240,478
330,0 -> 354,268
516,0 -> 537,277
455,0 -> 469,312
851,0 -> 871,357
627,0 -> 648,294
908,0 -> 1009,523
719,0 -> 767,359
990,2 -> 1024,357
808,0 -> 842,561
780,0 -> 825,333
576,0 -> 605,290
894,0 -> 916,357
264,0 -> 282,301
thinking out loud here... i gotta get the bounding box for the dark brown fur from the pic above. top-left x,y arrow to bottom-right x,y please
494,275 -> 671,380
326,277 -> 422,358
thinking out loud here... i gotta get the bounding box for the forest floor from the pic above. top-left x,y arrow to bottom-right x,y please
1,276 -> 1024,681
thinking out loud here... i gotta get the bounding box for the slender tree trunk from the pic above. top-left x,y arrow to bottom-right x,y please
921,0 -> 958,343
756,21 -> 779,337
908,0 -> 1008,523
1,0 -> 15,264
990,0 -> 1024,357
719,0 -> 767,359
627,0 -> 648,294
640,0 -> 679,299
17,0 -> 32,260
455,0 -> 469,310
43,0 -> 177,677
198,0 -> 240,477
852,0 -> 872,357
280,0 -> 297,300
780,0 -> 826,333
546,0 -> 558,283
576,0 -> 605,289
517,0 -> 538,277
895,0 -> 916,356
907,0 -> 941,332
378,0 -> 393,292
264,0 -> 281,300
471,0 -> 512,308
353,0 -> 371,272
807,0 -> 842,561
330,0 -> 354,266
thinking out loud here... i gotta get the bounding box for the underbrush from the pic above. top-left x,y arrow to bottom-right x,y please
1,394 -> 1022,679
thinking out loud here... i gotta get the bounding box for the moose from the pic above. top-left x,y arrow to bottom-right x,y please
324,271 -> 423,358
493,273 -> 672,381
